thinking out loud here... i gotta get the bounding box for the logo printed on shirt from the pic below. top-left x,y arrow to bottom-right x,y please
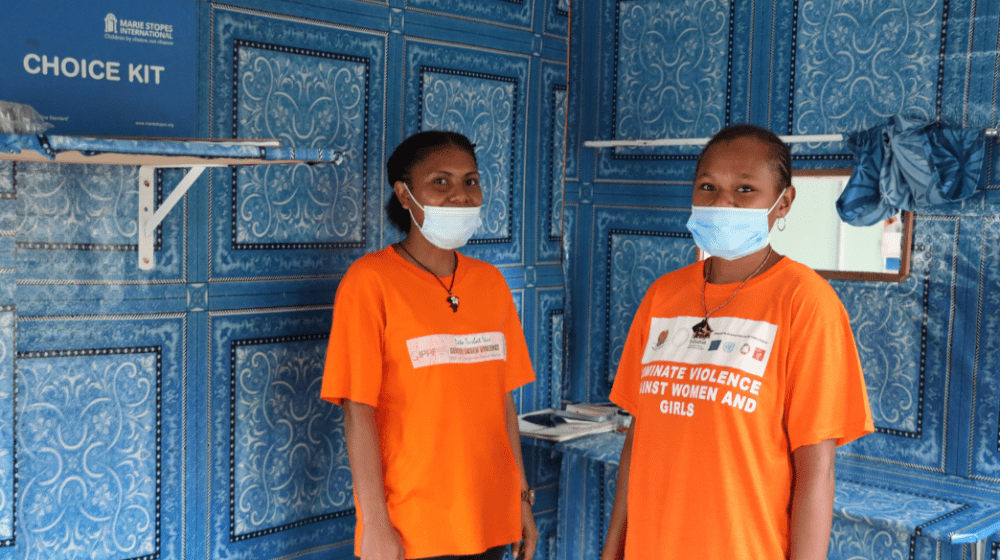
642,316 -> 778,377
654,330 -> 669,348
406,332 -> 507,368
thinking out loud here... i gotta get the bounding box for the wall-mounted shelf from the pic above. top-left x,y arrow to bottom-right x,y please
584,125 -> 1000,149
0,133 -> 345,270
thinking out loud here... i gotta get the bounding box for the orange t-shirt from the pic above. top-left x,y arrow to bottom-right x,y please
610,257 -> 873,560
320,246 -> 534,559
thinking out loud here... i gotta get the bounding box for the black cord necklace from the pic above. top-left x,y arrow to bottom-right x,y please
396,243 -> 460,312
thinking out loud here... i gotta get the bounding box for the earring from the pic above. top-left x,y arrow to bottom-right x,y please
776,217 -> 786,232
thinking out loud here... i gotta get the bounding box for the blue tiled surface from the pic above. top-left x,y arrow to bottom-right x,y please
827,518 -> 939,560
208,308 -> 354,559
1,1 -> 568,558
209,7 -> 387,280
8,0 -> 1000,558
973,217 -> 1000,483
834,217 -> 958,471
15,314 -> 186,560
565,1 -> 1000,558
554,433 -> 1000,556
836,456 -> 1000,543
538,61 -> 568,264
585,206 -> 695,402
15,163 -> 184,283
406,0 -> 534,29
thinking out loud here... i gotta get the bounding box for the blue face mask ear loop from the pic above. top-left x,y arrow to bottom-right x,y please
765,187 -> 788,231
767,187 -> 787,214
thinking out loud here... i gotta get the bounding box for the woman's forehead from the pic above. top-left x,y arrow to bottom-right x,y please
414,145 -> 477,173
700,139 -> 773,170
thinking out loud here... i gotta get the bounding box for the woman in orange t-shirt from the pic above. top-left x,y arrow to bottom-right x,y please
602,125 -> 873,560
321,131 -> 537,560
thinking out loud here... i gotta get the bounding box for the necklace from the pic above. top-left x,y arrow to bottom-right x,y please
396,243 -> 460,312
692,246 -> 773,339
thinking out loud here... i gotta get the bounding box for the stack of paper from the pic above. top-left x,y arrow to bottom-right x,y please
518,408 -> 616,442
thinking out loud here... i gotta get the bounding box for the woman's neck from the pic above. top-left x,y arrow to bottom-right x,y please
705,246 -> 779,284
396,233 -> 457,277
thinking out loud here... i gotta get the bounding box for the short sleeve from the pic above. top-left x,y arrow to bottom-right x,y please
499,275 -> 535,393
320,262 -> 386,407
609,286 -> 656,416
783,288 -> 874,450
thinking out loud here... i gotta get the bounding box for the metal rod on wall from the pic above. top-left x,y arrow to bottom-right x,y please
586,126 -> 1000,148
584,134 -> 845,148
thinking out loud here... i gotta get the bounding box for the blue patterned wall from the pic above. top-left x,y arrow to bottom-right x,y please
15,315 -> 186,560
974,216 -> 1000,483
0,0 -> 568,558
539,61 -> 567,264
564,1 -> 1000,559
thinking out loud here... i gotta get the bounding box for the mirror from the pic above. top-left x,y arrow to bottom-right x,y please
695,169 -> 913,282
771,169 -> 912,282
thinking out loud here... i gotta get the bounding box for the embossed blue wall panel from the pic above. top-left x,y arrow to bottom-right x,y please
556,453 -> 605,560
530,288 -> 565,412
561,203 -> 579,402
539,62 -> 568,264
972,217 -> 1000,482
544,0 -> 571,37
563,0 -> 583,183
0,236 -> 11,306
791,0 -> 944,134
405,40 -> 530,265
15,163 -> 184,284
208,308 -> 353,559
0,163 -> 14,236
827,518 -> 939,560
587,206 -> 695,402
14,315 -> 186,560
209,7 -> 387,280
0,162 -> 12,548
0,307 -> 12,544
835,218 -> 958,472
532,509 -> 559,560
593,0 -> 753,181
566,1 -> 1000,558
1,0 -> 568,558
407,0 -> 534,29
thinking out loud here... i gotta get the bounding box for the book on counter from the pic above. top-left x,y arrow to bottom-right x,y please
559,403 -> 619,422
518,407 -> 617,442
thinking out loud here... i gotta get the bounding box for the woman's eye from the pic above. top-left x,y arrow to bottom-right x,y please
467,178 -> 480,187
737,185 -> 754,193
697,183 -> 715,191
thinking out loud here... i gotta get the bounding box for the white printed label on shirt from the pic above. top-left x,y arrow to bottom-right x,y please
406,332 -> 507,369
641,316 -> 777,377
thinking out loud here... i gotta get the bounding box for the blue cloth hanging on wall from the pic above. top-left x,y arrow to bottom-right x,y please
836,116 -> 986,226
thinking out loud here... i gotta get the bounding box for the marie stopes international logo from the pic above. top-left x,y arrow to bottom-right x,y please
104,13 -> 174,45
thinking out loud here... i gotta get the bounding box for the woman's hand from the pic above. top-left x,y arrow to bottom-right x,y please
359,517 -> 405,560
512,499 -> 537,560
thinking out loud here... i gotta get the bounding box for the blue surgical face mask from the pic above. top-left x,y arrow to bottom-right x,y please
686,189 -> 786,261
403,183 -> 483,250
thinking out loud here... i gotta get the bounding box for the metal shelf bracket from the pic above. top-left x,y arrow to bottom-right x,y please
138,164 -> 222,271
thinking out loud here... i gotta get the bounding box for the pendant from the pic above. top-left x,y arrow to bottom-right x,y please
447,295 -> 459,313
692,318 -> 713,339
